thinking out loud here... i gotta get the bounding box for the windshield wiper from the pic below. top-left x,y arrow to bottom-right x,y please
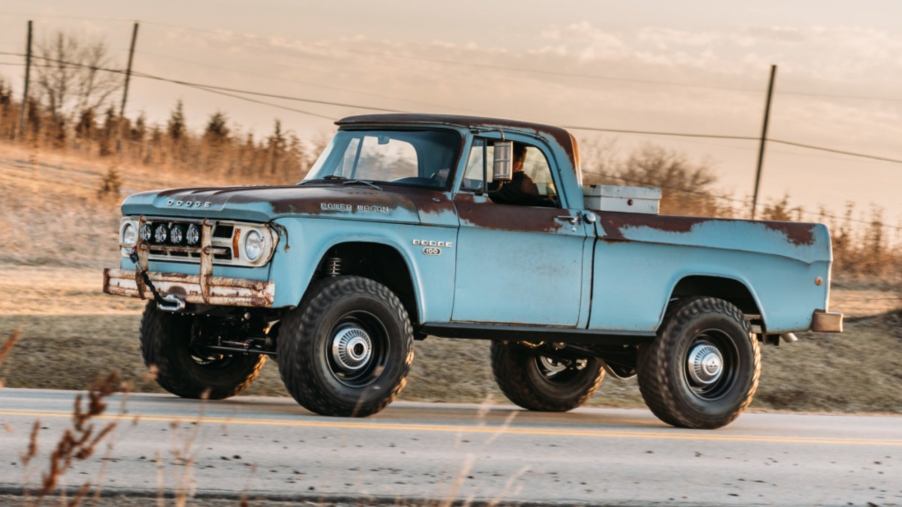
342,179 -> 381,191
300,175 -> 382,190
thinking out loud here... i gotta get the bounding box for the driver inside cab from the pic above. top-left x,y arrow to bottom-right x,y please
489,143 -> 554,207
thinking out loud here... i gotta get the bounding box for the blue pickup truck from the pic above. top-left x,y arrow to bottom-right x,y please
103,114 -> 843,429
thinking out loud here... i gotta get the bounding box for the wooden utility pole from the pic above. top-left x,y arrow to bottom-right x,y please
751,64 -> 777,220
119,21 -> 140,118
17,20 -> 33,138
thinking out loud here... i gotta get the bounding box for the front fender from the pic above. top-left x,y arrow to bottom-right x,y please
269,217 -> 457,322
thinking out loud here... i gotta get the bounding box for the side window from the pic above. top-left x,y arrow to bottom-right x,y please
521,146 -> 558,200
461,139 -> 558,207
462,140 -> 493,192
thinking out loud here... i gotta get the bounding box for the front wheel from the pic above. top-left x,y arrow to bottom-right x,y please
139,303 -> 267,400
277,276 -> 414,417
637,297 -> 761,429
491,341 -> 605,412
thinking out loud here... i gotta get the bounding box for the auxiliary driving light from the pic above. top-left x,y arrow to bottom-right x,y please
140,223 -> 153,242
154,224 -> 168,244
169,224 -> 185,245
186,223 -> 201,245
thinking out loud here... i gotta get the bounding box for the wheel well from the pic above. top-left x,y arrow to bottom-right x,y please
313,242 -> 419,325
670,276 -> 762,323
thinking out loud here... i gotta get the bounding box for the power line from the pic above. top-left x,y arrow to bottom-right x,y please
564,125 -> 757,141
176,82 -> 337,121
0,51 -> 362,121
0,51 -> 403,115
568,125 -> 902,166
779,89 -> 902,104
132,49 -> 475,113
129,70 -> 403,113
769,139 -> 902,165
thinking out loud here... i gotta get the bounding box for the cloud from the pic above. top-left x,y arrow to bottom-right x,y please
535,21 -> 628,62
526,21 -> 902,85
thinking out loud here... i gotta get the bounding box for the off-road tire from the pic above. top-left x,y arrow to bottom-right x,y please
637,297 -> 761,429
277,276 -> 414,417
491,341 -> 605,412
139,303 -> 266,400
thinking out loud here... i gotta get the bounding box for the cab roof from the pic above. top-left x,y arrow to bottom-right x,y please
336,113 -> 580,169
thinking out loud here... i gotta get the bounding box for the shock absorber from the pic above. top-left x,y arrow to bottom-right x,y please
326,256 -> 342,277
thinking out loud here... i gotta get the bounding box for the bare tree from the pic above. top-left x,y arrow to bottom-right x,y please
34,31 -> 122,120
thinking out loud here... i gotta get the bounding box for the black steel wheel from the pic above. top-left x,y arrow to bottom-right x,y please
277,276 -> 413,417
637,297 -> 761,429
491,341 -> 605,412
139,303 -> 266,400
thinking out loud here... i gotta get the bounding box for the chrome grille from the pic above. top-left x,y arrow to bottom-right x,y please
143,219 -> 238,265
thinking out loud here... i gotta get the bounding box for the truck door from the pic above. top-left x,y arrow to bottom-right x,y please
451,137 -> 588,327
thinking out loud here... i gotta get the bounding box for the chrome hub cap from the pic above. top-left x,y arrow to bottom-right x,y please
331,325 -> 373,372
538,356 -> 568,377
687,342 -> 724,386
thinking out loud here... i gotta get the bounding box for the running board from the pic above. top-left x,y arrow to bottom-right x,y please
419,322 -> 655,345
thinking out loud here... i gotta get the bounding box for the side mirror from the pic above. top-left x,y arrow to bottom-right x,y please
493,141 -> 513,182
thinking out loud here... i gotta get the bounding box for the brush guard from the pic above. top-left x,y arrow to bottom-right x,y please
103,218 -> 275,310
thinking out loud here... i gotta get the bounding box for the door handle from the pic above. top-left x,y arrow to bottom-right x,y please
554,215 -> 580,225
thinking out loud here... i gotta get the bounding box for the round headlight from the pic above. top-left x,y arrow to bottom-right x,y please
186,224 -> 201,246
169,224 -> 184,245
243,229 -> 265,262
121,222 -> 138,246
140,223 -> 153,242
154,224 -> 168,244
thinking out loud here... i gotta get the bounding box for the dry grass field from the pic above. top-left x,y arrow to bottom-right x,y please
1,144 -> 900,413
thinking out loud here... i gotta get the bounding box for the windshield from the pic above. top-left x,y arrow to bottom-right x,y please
303,129 -> 460,189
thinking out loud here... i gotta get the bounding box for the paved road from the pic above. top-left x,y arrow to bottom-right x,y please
0,389 -> 899,506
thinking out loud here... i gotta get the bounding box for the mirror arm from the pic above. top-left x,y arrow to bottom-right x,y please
480,139 -> 487,196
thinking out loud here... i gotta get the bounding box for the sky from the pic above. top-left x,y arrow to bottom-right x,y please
0,0 -> 900,234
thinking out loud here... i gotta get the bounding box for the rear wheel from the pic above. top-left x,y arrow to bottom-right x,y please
491,341 -> 605,412
277,276 -> 414,417
637,297 -> 760,429
139,303 -> 266,400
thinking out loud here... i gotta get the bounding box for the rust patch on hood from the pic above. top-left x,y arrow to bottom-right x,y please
149,183 -> 459,222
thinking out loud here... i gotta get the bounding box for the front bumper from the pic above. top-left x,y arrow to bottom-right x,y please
103,268 -> 275,308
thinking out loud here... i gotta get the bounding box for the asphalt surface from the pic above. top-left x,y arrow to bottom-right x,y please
0,389 -> 899,506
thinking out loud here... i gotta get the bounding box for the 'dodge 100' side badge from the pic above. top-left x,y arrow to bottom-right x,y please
413,239 -> 453,256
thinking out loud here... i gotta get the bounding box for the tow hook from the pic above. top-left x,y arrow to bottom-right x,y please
157,294 -> 186,313
127,249 -> 185,313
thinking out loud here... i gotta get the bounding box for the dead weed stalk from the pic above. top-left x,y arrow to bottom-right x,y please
0,329 -> 22,388
24,372 -> 126,504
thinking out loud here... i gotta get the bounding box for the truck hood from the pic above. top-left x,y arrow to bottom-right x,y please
121,184 -> 455,224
